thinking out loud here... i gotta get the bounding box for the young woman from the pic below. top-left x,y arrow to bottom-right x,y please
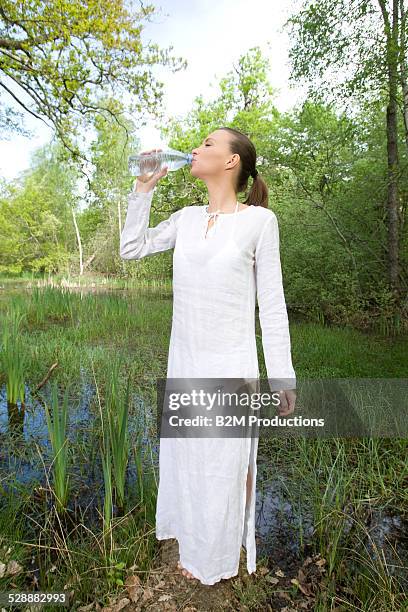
120,127 -> 297,585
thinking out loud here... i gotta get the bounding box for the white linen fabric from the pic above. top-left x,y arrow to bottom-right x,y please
120,187 -> 296,585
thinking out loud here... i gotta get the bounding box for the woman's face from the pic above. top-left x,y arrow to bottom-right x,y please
190,130 -> 240,181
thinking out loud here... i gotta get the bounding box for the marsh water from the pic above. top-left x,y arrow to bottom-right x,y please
1,372 -> 406,584
0,280 -> 407,603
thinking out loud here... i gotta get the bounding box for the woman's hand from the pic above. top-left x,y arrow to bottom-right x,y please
133,148 -> 168,193
277,389 -> 296,416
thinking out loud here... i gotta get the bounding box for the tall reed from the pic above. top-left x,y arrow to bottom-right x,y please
100,397 -> 127,589
29,286 -> 75,326
101,441 -> 113,543
44,383 -> 71,514
105,358 -> 130,512
132,432 -> 157,525
0,308 -> 27,407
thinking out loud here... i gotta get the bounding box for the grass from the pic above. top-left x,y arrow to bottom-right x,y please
0,276 -> 407,610
43,382 -> 71,514
105,356 -> 131,512
0,306 -> 27,406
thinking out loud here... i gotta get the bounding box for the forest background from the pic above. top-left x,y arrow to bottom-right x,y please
1,0 -> 407,333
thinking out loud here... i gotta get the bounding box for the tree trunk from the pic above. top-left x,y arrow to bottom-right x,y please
399,0 -> 408,150
71,207 -> 83,276
379,0 -> 401,303
398,0 -> 408,248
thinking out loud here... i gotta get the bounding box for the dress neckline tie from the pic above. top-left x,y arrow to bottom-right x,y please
203,201 -> 239,238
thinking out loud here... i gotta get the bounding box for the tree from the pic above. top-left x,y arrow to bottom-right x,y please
0,141 -> 79,274
285,0 -> 406,305
78,95 -> 140,274
0,1 -> 187,172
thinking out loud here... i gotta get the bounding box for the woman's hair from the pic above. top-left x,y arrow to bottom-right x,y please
218,126 -> 268,208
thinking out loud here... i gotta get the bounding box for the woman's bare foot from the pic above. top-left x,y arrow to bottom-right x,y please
177,559 -> 197,580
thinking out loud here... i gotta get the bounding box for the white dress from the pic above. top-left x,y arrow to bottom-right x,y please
120,187 -> 296,585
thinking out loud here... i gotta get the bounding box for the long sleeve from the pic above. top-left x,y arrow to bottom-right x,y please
120,188 -> 184,260
254,212 -> 296,391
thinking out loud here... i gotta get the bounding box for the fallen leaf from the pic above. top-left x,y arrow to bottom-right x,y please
141,587 -> 154,603
101,597 -> 130,612
6,561 -> 23,576
124,574 -> 143,603
115,598 -> 130,612
102,597 -> 130,612
158,594 -> 173,602
298,601 -> 313,609
291,577 -> 312,596
275,590 -> 291,601
77,603 -> 95,611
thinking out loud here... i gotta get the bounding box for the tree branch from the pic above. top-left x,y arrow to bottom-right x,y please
0,79 -> 49,125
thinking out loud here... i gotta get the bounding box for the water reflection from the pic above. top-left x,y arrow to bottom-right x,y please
0,366 -> 159,495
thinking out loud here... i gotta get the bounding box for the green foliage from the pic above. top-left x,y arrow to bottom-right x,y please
0,141 -> 78,274
0,0 -> 186,162
106,556 -> 126,587
284,0 -> 386,107
1,31 -> 407,328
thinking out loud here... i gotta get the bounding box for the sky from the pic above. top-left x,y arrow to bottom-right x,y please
0,0 -> 306,181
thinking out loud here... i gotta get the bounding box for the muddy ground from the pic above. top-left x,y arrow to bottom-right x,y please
79,537 -> 329,612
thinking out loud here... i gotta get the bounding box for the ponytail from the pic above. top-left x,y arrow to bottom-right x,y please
243,172 -> 269,209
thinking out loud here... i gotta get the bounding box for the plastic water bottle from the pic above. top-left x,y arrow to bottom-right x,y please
128,148 -> 193,176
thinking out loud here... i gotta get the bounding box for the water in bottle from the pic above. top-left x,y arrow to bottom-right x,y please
128,148 -> 193,176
